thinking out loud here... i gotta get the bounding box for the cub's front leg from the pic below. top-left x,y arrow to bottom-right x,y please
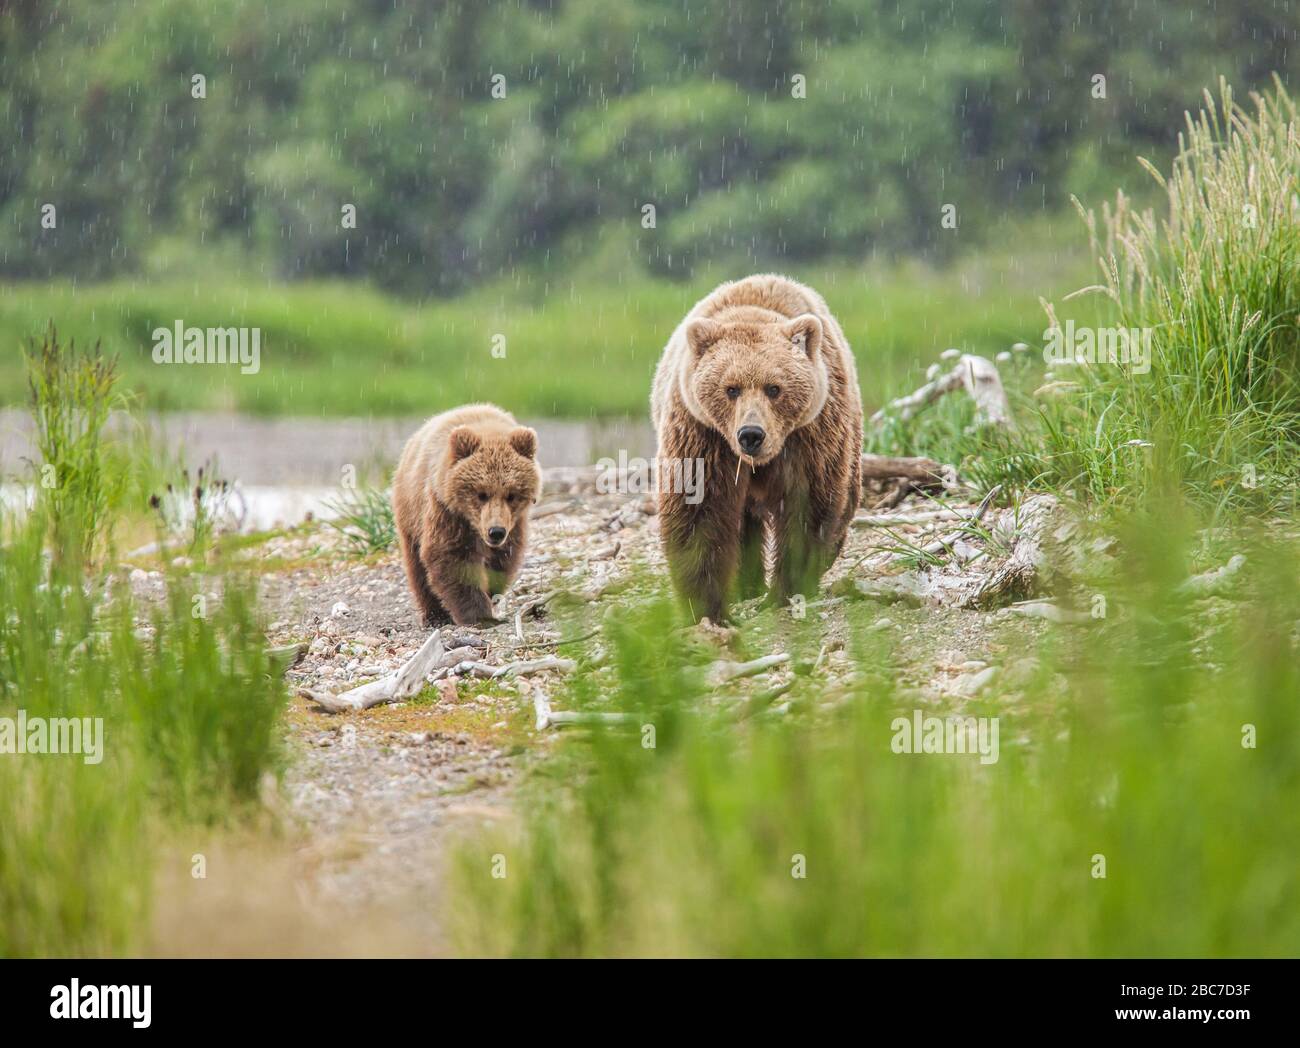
422,545 -> 497,625
657,427 -> 746,622
484,532 -> 524,598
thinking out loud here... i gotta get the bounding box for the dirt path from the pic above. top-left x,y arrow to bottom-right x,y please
132,478 -> 1049,954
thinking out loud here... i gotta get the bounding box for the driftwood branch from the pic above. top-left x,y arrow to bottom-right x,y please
972,494 -> 1057,607
847,493 -> 1059,611
431,655 -> 576,682
515,589 -> 561,640
853,507 -> 966,528
858,454 -> 950,494
1004,601 -> 1093,624
706,652 -> 791,686
533,690 -> 639,730
1178,554 -> 1246,598
303,630 -> 445,713
869,353 -> 1014,429
885,485 -> 1002,565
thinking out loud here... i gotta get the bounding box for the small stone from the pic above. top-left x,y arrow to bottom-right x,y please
956,665 -> 999,697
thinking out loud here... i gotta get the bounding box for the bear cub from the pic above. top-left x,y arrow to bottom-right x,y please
392,403 -> 541,626
650,274 -> 863,622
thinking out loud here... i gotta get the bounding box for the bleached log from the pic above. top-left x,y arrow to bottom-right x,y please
885,485 -> 1002,565
971,494 -> 1058,607
515,588 -> 562,640
1179,554 -> 1246,598
493,656 -> 575,679
849,575 -> 927,606
954,354 -> 1015,426
706,652 -> 791,686
303,630 -> 445,713
869,363 -> 965,424
869,353 -> 1014,428
1003,601 -> 1093,624
433,660 -> 498,680
859,454 -> 949,488
853,508 -> 966,528
849,493 -> 1059,611
533,689 -> 638,730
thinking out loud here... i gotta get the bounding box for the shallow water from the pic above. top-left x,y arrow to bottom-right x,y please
0,408 -> 655,485
0,409 -> 656,534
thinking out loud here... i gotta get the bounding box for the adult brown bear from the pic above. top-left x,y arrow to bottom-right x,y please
651,274 -> 863,622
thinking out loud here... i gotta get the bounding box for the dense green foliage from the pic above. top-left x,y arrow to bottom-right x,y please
2,0 -> 1295,293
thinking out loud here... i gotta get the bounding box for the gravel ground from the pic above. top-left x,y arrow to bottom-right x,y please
126,479 -> 1057,952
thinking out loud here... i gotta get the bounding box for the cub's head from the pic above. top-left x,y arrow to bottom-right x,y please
440,425 -> 541,548
683,314 -> 829,465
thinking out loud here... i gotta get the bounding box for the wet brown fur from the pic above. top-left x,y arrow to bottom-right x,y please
391,403 -> 541,626
650,274 -> 863,622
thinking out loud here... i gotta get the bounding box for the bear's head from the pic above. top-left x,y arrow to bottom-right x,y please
682,313 -> 829,465
439,425 -> 541,548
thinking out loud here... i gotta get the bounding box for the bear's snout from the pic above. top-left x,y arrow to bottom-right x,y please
487,526 -> 507,546
737,425 -> 767,455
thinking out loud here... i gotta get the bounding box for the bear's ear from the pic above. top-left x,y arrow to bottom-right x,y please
448,426 -> 481,462
685,318 -> 726,357
783,314 -> 823,358
509,427 -> 537,459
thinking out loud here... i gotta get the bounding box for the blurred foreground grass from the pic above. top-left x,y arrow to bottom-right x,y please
451,509 -> 1300,957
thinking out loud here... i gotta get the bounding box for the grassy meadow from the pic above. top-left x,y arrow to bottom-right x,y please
2,80 -> 1299,959
0,217 -> 1097,420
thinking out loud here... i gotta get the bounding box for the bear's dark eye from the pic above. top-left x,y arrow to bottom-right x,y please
765,384 -> 781,399
477,492 -> 489,503
725,385 -> 741,400
506,493 -> 517,506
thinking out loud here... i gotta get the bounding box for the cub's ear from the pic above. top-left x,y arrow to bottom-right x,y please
783,314 -> 823,358
509,426 -> 537,459
685,318 -> 726,357
448,426 -> 481,461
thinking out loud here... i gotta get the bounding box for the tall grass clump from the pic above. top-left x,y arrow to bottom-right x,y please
322,486 -> 396,557
451,519 -> 1300,957
24,324 -> 127,563
0,509 -> 286,956
1035,78 -> 1300,511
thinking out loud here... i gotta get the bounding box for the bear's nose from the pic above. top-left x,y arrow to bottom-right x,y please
487,526 -> 507,546
737,425 -> 766,455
